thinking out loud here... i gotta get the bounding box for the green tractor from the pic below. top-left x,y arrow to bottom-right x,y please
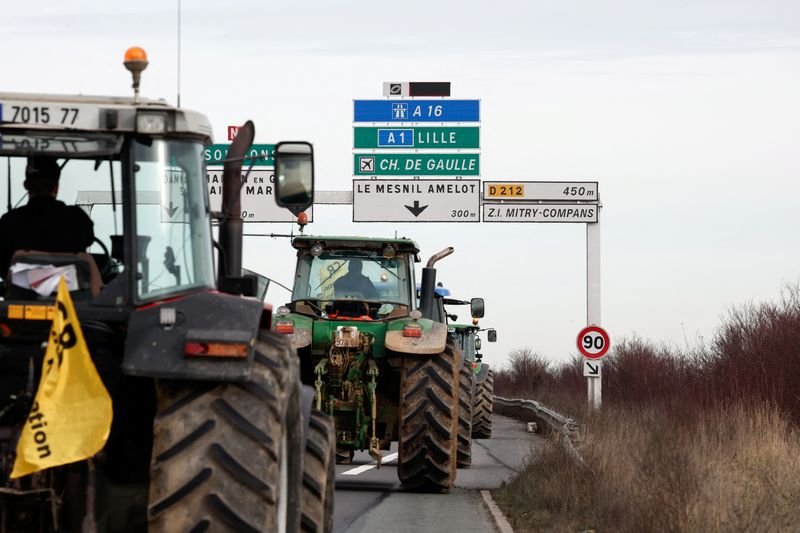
445,301 -> 496,439
273,237 -> 463,491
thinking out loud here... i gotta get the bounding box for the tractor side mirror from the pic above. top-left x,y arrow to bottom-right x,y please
487,329 -> 497,342
274,141 -> 314,216
470,297 -> 485,319
475,337 -> 482,350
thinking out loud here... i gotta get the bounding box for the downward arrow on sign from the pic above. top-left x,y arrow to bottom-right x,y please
404,200 -> 428,217
165,202 -> 179,218
586,362 -> 600,376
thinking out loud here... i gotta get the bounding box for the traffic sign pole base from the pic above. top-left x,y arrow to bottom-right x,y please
587,376 -> 601,410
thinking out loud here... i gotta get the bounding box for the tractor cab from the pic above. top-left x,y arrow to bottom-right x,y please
286,236 -> 420,321
0,93 -> 215,312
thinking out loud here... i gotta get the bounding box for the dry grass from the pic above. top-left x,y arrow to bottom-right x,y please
493,284 -> 800,531
495,403 -> 800,532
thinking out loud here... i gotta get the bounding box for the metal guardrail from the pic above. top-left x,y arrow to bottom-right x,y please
494,396 -> 588,468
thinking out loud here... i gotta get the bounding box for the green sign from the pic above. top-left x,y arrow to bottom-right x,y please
353,154 -> 480,176
204,143 -> 274,166
353,126 -> 480,149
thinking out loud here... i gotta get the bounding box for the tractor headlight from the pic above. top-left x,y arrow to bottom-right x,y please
136,111 -> 172,134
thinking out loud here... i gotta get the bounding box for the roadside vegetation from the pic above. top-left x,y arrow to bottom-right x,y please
493,285 -> 800,532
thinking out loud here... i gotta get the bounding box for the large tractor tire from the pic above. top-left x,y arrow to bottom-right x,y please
397,338 -> 460,492
456,358 -> 473,469
301,410 -> 336,533
472,369 -> 494,439
148,331 -> 303,533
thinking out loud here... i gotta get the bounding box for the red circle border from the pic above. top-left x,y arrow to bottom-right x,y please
577,326 -> 610,359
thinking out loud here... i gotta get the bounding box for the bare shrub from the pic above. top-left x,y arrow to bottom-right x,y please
499,284 -> 800,422
702,285 -> 800,423
494,347 -> 551,398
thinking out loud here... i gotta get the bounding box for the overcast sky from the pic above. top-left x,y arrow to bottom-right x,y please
3,1 -> 799,368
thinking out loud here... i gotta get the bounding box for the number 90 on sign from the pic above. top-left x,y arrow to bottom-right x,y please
577,326 -> 610,359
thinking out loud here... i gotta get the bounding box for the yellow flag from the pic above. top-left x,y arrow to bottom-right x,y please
11,277 -> 113,478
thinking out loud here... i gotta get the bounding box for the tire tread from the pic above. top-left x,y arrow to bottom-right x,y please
397,338 -> 460,491
148,333 -> 302,532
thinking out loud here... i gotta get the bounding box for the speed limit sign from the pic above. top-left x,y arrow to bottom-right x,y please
577,326 -> 610,359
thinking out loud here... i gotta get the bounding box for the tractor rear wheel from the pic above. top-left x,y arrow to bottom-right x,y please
148,331 -> 302,533
472,369 -> 494,439
301,410 -> 336,533
456,357 -> 473,468
397,338 -> 460,491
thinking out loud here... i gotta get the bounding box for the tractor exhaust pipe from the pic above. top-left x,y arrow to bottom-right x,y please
218,120 -> 255,283
419,247 -> 454,319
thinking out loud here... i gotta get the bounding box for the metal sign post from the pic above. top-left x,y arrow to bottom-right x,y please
587,218 -> 602,409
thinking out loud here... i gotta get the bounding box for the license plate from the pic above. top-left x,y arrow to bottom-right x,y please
0,100 -> 98,129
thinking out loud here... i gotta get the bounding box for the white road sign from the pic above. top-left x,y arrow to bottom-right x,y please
353,179 -> 480,222
483,181 -> 598,202
206,168 -> 312,222
483,203 -> 598,223
583,359 -> 602,377
161,166 -> 190,223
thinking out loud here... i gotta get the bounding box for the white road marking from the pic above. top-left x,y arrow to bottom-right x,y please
340,452 -> 399,476
480,490 -> 515,533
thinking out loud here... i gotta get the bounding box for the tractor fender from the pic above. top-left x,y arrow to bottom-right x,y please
285,327 -> 312,350
474,362 -> 491,384
122,291 -> 261,381
385,318 -> 448,354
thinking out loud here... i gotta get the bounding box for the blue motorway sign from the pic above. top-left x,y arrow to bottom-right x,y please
354,100 -> 480,123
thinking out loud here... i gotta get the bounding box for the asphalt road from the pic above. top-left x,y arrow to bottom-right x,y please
333,414 -> 544,533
